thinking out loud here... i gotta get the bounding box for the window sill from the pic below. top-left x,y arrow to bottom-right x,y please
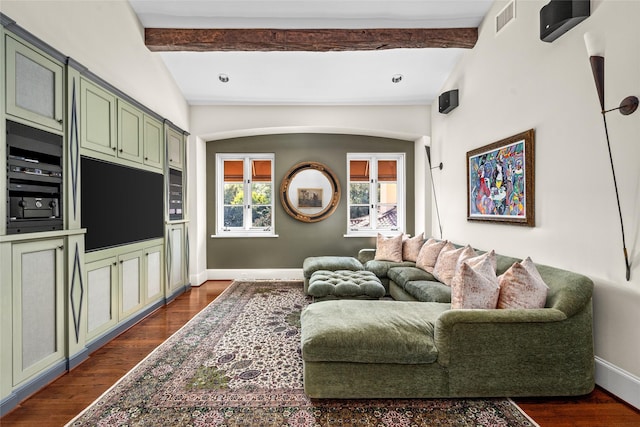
211,233 -> 279,238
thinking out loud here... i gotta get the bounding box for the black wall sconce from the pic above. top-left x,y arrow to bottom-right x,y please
584,32 -> 638,281
540,0 -> 590,42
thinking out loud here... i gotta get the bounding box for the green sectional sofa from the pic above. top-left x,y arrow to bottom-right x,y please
300,246 -> 595,398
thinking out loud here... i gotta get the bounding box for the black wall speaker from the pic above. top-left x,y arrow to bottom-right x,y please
540,0 -> 590,42
438,89 -> 459,114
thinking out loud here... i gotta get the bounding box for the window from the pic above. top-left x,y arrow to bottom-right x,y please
347,153 -> 405,235
216,154 -> 275,236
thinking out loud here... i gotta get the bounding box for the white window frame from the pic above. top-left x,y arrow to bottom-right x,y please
215,153 -> 276,238
346,153 -> 405,237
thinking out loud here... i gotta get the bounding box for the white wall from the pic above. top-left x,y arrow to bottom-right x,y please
431,0 -> 640,406
188,105 -> 432,285
2,0 -> 189,130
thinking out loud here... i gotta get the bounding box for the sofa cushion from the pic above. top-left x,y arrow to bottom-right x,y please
374,233 -> 403,262
403,280 -> 452,303
497,257 -> 549,309
451,257 -> 500,309
415,238 -> 448,273
402,232 -> 424,262
387,266 -> 435,287
301,300 -> 450,364
365,259 -> 415,279
308,270 -> 385,299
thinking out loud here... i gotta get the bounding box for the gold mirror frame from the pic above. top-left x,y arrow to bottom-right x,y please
280,161 -> 341,223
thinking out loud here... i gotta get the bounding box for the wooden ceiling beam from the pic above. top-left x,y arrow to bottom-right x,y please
144,28 -> 478,52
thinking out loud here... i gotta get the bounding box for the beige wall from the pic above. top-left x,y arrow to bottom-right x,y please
2,0 -> 189,130
431,0 -> 640,403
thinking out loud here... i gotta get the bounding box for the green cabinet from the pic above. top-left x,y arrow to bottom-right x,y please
79,80 -> 163,172
5,35 -> 64,132
167,223 -> 187,295
117,100 -> 144,164
144,244 -> 164,303
167,128 -> 184,170
9,238 -> 66,386
84,240 -> 164,343
80,77 -> 117,156
143,116 -> 164,169
85,256 -> 118,341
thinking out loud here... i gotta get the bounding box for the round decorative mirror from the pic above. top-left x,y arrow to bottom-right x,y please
280,161 -> 341,223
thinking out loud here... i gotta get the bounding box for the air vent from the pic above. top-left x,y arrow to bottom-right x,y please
496,0 -> 516,34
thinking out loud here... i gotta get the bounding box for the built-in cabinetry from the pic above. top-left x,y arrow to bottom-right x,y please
5,34 -> 64,133
85,240 -> 164,343
1,17 -> 189,416
79,77 -> 164,172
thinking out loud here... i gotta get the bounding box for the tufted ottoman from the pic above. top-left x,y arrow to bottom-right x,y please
307,270 -> 385,301
302,256 -> 364,294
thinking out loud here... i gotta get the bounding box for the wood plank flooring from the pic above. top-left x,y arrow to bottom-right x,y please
2,280 -> 639,426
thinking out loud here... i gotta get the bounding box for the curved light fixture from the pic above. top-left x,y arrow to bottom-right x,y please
584,32 -> 638,281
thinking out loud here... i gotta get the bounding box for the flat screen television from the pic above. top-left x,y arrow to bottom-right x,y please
81,156 -> 164,251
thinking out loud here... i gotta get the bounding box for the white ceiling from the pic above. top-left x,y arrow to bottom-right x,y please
128,0 -> 494,106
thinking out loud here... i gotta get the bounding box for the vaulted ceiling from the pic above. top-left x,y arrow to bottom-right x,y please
128,0 -> 494,105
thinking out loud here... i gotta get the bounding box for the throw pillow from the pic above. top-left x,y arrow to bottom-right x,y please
402,232 -> 424,262
374,233 -> 403,263
433,244 -> 472,286
456,249 -> 497,274
415,238 -> 448,273
451,257 -> 500,309
497,257 -> 549,309
402,233 -> 424,262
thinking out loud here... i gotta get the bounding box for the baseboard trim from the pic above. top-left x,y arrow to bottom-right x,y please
207,268 -> 303,281
190,270 -> 209,287
0,359 -> 67,417
595,357 -> 640,410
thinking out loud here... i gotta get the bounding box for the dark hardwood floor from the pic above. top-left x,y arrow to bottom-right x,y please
2,280 -> 639,426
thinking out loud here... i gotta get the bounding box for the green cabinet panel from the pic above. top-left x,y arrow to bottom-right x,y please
167,128 -> 184,170
118,250 -> 143,319
80,77 -> 117,155
117,100 -> 143,163
11,238 -> 65,386
167,223 -> 186,293
143,115 -> 164,170
86,256 -> 117,340
5,35 -> 64,132
144,244 -> 164,303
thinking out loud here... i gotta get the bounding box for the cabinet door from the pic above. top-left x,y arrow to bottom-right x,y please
144,245 -> 164,303
11,239 -> 65,385
143,116 -> 164,170
86,256 -> 117,340
5,36 -> 64,132
80,78 -> 117,156
167,128 -> 184,170
167,224 -> 185,292
117,100 -> 144,163
119,250 -> 142,319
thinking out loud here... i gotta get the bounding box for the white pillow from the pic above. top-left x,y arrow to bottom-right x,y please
433,244 -> 472,286
497,257 -> 549,309
374,233 -> 403,263
402,232 -> 424,262
451,257 -> 500,309
415,238 -> 447,273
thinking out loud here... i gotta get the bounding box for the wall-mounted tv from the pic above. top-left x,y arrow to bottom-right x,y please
81,156 -> 164,251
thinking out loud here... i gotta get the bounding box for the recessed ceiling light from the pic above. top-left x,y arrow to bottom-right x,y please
392,74 -> 403,83
219,73 -> 229,83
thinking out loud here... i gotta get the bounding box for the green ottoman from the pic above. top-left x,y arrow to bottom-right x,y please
302,256 -> 364,294
308,270 -> 385,301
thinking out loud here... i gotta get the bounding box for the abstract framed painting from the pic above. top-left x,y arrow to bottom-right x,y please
466,129 -> 535,226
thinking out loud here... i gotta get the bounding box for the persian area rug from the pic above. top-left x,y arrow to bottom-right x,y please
68,280 -> 538,426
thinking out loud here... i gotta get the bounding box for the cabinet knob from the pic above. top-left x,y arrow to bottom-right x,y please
119,149 -> 123,153
58,245 -> 64,250
112,147 -> 117,151
57,119 -> 63,124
